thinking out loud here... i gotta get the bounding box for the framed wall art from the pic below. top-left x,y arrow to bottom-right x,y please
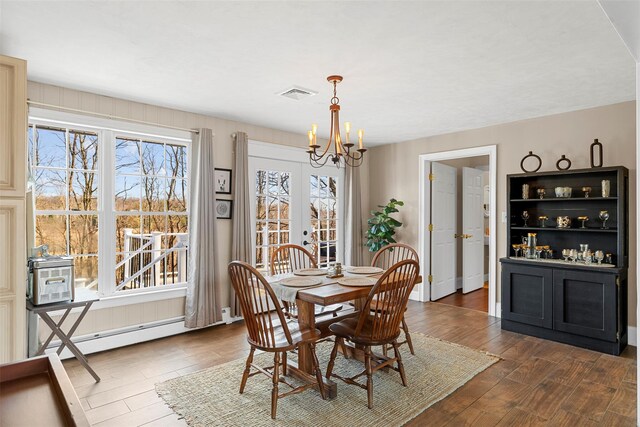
215,168 -> 232,194
215,199 -> 233,219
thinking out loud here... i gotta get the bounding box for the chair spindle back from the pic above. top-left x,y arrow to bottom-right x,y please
371,243 -> 419,270
228,261 -> 292,349
356,259 -> 419,342
270,244 -> 317,275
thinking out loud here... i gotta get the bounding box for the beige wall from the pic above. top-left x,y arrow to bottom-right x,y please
367,101 -> 637,325
27,81 -> 325,338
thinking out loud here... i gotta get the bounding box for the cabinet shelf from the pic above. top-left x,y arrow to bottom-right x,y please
511,226 -> 618,233
510,197 -> 617,202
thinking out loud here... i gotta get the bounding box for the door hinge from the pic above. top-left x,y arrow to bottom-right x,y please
428,173 -> 435,181
616,277 -> 620,287
428,274 -> 433,283
616,331 -> 620,340
428,224 -> 434,232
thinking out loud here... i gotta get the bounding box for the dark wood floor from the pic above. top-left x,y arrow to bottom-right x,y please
62,301 -> 637,426
434,285 -> 489,312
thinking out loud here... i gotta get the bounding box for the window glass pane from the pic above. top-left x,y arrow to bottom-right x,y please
256,196 -> 266,220
328,177 -> 337,198
256,170 -> 267,195
167,215 -> 188,248
310,175 -> 318,198
166,178 -> 187,212
280,172 -> 290,196
142,141 -> 165,175
35,215 -> 67,255
143,215 -> 167,236
68,130 -> 98,171
267,196 -> 278,220
28,125 -> 34,166
69,171 -> 98,211
116,215 -> 141,253
142,177 -> 164,211
319,176 -> 328,198
74,255 -> 98,289
165,144 -> 187,178
69,215 -> 98,254
279,196 -> 290,220
35,169 -> 66,210
268,171 -> 279,195
115,176 -> 141,211
115,138 -> 140,174
35,126 -> 66,168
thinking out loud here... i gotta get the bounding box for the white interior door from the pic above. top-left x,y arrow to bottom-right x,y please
430,162 -> 457,301
462,167 -> 484,294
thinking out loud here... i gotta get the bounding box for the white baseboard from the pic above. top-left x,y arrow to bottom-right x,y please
628,326 -> 637,347
483,273 -> 489,282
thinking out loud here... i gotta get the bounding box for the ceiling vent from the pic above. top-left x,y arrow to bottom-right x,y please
278,86 -> 317,100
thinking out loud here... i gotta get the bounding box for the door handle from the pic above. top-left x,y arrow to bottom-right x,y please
302,240 -> 310,246
454,234 -> 473,239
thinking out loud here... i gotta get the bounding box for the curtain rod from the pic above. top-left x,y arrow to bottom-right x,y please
27,100 -> 199,134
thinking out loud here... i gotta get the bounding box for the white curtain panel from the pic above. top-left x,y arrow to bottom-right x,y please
230,132 -> 251,317
185,128 -> 222,328
344,165 -> 364,266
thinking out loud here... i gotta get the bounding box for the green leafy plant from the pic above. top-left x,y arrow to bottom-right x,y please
365,198 -> 404,252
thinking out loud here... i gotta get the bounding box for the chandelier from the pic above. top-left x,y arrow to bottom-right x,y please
307,75 -> 366,168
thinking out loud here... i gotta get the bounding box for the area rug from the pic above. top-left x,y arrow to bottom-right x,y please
156,332 -> 499,426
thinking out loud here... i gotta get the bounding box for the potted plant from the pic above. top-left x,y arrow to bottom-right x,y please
365,198 -> 404,252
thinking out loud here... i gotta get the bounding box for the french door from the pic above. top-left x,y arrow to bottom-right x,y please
248,156 -> 344,272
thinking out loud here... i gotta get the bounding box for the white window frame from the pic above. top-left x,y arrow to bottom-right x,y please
28,108 -> 191,304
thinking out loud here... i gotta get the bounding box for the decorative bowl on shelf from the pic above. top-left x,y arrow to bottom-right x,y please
554,187 -> 572,198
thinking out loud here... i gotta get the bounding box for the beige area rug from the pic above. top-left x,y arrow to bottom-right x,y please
156,333 -> 499,426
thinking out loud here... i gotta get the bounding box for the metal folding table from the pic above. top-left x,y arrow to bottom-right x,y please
26,289 -> 100,382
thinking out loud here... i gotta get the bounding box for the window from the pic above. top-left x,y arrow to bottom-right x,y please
28,114 -> 190,298
309,174 -> 338,267
30,125 -> 99,289
114,137 -> 188,291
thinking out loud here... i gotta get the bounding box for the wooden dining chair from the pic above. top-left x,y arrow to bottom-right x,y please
325,259 -> 420,409
228,261 -> 326,419
270,244 -> 342,319
371,243 -> 419,355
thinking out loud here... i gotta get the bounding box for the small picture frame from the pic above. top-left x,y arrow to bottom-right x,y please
215,168 -> 232,194
215,199 -> 233,219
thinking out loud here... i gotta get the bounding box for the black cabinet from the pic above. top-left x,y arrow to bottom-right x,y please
501,166 -> 628,355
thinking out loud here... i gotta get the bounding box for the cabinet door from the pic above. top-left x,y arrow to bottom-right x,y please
553,270 -> 617,342
502,263 -> 553,328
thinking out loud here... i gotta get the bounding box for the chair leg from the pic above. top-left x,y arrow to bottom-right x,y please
339,337 -> 349,359
382,344 -> 388,358
271,352 -> 280,420
402,317 -> 415,355
326,338 -> 340,379
310,343 -> 326,400
282,350 -> 288,376
364,346 -> 374,409
392,340 -> 407,386
239,346 -> 255,394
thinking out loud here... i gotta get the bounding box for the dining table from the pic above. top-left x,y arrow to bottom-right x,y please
265,267 -> 422,399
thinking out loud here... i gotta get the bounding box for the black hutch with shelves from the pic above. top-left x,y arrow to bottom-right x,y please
500,166 -> 628,355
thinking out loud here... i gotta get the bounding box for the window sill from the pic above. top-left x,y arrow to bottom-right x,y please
92,286 -> 187,310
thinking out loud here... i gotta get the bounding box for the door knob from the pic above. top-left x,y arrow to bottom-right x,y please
454,233 -> 473,239
303,240 -> 310,246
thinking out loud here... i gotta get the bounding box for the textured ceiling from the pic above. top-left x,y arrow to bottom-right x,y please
0,1 -> 635,145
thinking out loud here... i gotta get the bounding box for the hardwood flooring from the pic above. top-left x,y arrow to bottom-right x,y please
62,301 -> 636,426
434,286 -> 489,312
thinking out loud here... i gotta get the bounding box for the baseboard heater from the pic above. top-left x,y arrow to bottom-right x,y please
44,307 -> 242,360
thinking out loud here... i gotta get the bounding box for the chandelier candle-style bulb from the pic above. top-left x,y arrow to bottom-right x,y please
305,75 -> 366,168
